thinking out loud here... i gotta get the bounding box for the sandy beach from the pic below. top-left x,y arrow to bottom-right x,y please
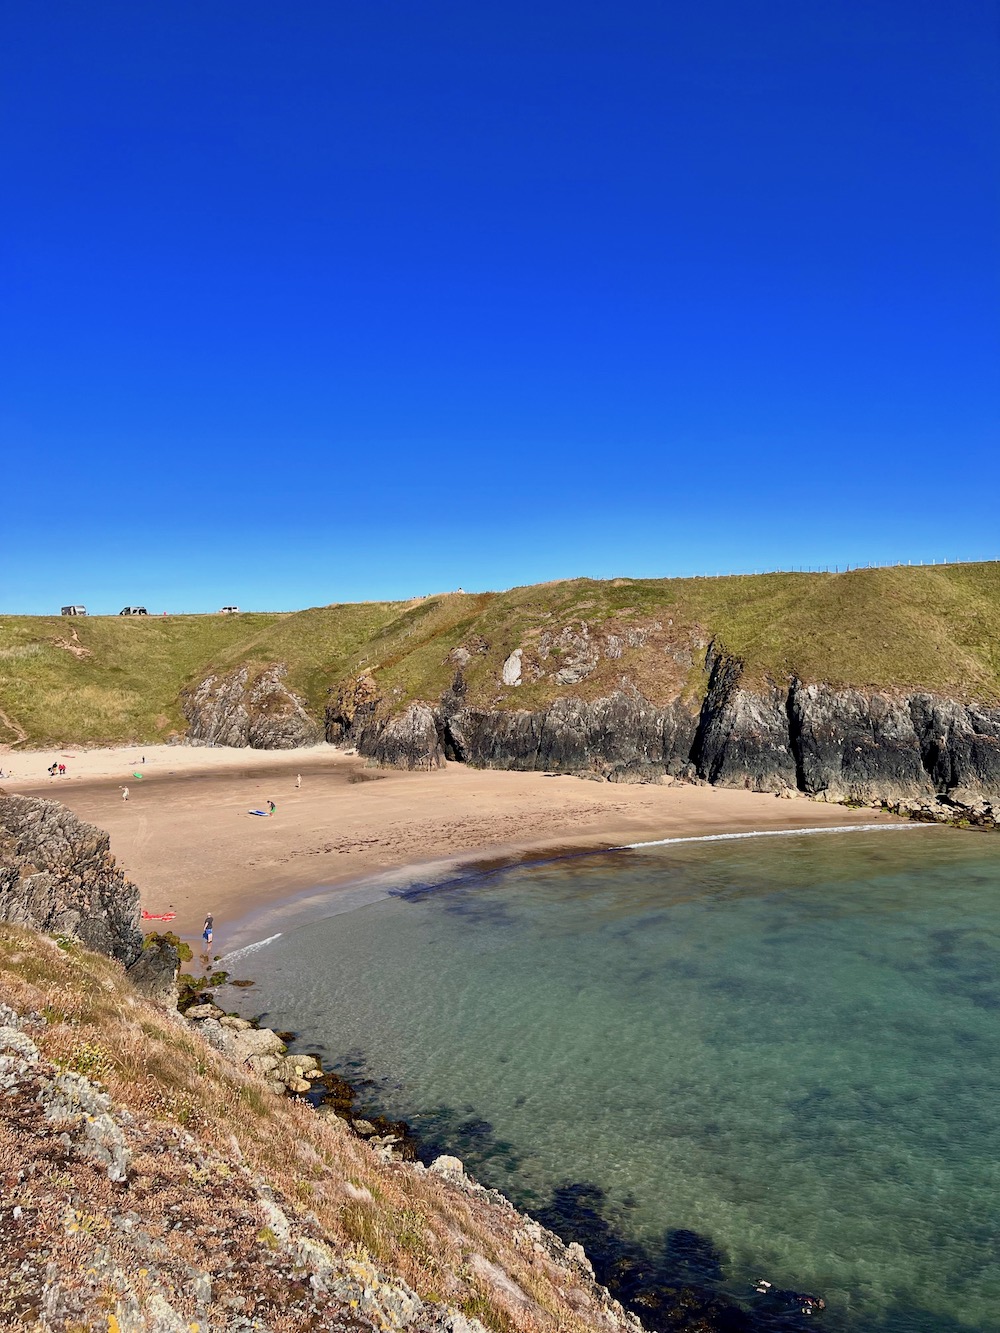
2,742 -> 892,953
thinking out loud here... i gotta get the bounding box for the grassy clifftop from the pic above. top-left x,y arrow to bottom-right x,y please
2,563 -> 998,747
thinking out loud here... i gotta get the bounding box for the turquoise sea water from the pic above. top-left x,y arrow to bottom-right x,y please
228,827 -> 1000,1332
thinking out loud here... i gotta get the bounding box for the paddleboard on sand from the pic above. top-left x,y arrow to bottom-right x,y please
249,809 -> 270,816
132,771 -> 143,778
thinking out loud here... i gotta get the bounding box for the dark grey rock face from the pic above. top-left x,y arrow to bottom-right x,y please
692,651 -> 796,793
445,689 -> 698,780
183,664 -> 322,749
0,791 -> 178,998
125,936 -> 181,1005
329,646 -> 1000,809
789,683 -> 934,804
909,695 -> 1000,800
0,792 -> 139,963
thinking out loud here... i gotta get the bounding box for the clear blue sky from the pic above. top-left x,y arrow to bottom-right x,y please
3,1 -> 998,614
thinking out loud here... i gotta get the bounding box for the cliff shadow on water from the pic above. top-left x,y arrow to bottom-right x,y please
328,1052 -> 989,1333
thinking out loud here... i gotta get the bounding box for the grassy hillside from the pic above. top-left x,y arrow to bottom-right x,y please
2,563 -> 998,747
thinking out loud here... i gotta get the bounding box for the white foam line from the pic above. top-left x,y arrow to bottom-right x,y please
221,932 -> 282,963
614,823 -> 927,850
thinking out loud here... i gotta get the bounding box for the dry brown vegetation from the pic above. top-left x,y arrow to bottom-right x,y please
0,925 -> 635,1333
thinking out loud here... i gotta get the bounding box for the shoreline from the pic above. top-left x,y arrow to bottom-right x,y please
219,818 -> 930,960
3,740 -> 902,952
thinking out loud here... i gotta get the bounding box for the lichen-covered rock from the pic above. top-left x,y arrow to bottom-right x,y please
501,649 -> 523,686
42,1070 -> 131,1182
183,663 -> 321,749
352,703 -> 443,769
0,791 -> 144,966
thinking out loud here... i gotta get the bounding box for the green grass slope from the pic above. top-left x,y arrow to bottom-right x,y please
2,563 -> 998,747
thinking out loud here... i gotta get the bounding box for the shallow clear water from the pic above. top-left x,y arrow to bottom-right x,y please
229,827 -> 1000,1332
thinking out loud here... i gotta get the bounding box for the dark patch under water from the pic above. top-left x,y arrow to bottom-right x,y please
228,828 -> 1000,1332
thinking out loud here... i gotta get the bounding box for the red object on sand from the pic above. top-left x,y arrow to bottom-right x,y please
141,910 -> 177,921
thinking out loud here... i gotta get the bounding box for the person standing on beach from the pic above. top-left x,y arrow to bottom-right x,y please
267,800 -> 276,816
295,773 -> 301,789
121,786 -> 129,801
203,913 -> 214,948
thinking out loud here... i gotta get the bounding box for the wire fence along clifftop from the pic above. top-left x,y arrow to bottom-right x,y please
663,558 -> 995,579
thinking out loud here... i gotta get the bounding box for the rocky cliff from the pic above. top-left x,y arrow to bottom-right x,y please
327,643 -> 1000,810
172,589 -> 1000,812
183,662 -> 322,749
0,789 -> 177,997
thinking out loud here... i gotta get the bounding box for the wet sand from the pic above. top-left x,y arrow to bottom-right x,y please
3,742 -> 890,953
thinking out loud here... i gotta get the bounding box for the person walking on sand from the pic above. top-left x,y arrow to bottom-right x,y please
295,773 -> 301,789
121,786 -> 129,802
203,913 -> 214,948
267,800 -> 276,816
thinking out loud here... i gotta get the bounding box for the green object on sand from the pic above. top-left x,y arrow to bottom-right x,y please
132,771 -> 143,778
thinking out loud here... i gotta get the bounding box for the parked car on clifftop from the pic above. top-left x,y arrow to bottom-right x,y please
119,606 -> 148,616
219,605 -> 240,613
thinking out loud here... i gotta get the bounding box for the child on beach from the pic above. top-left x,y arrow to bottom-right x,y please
267,800 -> 276,816
203,913 -> 214,948
121,786 -> 129,801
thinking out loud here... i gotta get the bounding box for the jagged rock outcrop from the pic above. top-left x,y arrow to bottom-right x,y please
327,677 -> 444,768
0,790 -> 143,964
692,649 -> 796,793
326,671 -> 381,743
0,790 -> 177,997
183,663 -> 322,749
354,704 -> 444,769
327,644 -> 1000,808
909,694 -> 1000,802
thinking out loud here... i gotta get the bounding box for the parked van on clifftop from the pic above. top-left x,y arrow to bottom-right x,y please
60,606 -> 87,616
119,607 -> 148,616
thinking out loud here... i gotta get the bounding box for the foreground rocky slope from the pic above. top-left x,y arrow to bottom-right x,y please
0,794 -> 657,1333
1,937 -> 651,1333
0,792 -> 847,1332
